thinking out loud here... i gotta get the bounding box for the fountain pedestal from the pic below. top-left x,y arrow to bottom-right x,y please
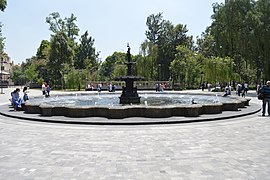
115,45 -> 143,104
116,76 -> 142,104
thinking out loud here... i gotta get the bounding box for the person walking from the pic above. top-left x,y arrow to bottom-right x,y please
236,83 -> 242,96
257,82 -> 262,95
42,82 -> 46,95
259,81 -> 270,116
244,82 -> 249,94
201,82 -> 205,91
207,82 -> 211,92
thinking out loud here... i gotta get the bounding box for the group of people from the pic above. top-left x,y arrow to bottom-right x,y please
222,82 -> 249,97
220,81 -> 270,117
201,82 -> 213,92
10,86 -> 29,111
86,83 -> 95,91
202,82 -> 249,97
236,82 -> 249,97
108,83 -> 116,92
155,82 -> 170,92
223,84 -> 232,96
41,82 -> 50,97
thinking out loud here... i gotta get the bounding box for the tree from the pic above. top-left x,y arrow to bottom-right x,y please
35,40 -> 50,82
74,31 -> 98,70
139,40 -> 158,80
209,0 -> 270,83
144,13 -> 193,80
196,28 -> 216,58
255,0 -> 270,80
24,63 -> 38,83
203,56 -> 235,85
0,0 -> 7,12
145,12 -> 164,44
48,31 -> 73,87
66,13 -> 80,40
99,52 -> 126,80
10,65 -> 25,85
0,0 -> 6,53
170,45 -> 200,88
46,12 -> 80,88
46,12 -> 66,34
0,23 -> 4,53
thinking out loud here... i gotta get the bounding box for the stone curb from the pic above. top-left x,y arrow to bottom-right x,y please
0,102 -> 261,125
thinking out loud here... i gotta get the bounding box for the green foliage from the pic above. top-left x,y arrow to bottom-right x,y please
144,13 -> 193,80
0,0 -> 6,53
35,40 -> 50,82
64,68 -> 88,90
66,13 -> 80,40
196,29 -> 216,58
19,3 -> 270,90
99,52 -> 126,80
210,0 -> 270,82
74,31 -> 98,70
10,65 -> 25,85
203,56 -> 235,84
48,31 -> 73,86
170,46 -> 200,87
24,63 -> 37,83
0,0 -> 6,12
43,12 -> 100,89
139,40 -> 158,80
0,23 -> 4,53
46,12 -> 67,34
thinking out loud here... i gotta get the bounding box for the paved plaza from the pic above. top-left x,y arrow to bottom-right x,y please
0,88 -> 270,179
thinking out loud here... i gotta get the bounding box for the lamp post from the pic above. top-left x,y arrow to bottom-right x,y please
200,71 -> 204,90
214,61 -> 217,91
78,69 -> 83,91
0,57 -> 4,94
158,64 -> 161,91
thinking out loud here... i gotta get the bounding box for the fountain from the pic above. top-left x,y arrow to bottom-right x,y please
21,46 -> 251,119
115,44 -> 143,104
24,92 -> 251,118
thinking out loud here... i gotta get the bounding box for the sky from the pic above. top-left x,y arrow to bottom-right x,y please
0,0 -> 224,64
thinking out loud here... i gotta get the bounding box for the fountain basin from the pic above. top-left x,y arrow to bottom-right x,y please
24,92 -> 250,119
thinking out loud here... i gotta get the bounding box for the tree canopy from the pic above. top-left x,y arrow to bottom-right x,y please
0,0 -> 6,12
11,1 -> 270,90
13,12 -> 100,90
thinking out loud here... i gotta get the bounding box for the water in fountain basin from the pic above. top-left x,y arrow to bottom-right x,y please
29,93 -> 231,107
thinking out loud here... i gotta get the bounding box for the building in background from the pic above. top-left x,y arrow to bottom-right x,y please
1,53 -> 14,87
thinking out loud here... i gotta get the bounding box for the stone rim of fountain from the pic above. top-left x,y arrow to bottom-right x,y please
22,92 -> 251,118
0,91 -> 260,125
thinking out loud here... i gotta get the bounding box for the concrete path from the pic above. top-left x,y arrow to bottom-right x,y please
0,88 -> 269,179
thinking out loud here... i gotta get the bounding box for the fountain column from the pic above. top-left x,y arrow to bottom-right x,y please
115,44 -> 144,104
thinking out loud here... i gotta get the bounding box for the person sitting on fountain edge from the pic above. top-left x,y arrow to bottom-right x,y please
11,88 -> 23,111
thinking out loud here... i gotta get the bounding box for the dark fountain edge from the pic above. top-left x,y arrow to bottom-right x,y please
24,92 -> 251,119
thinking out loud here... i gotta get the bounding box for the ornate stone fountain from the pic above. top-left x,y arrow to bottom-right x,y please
115,44 -> 144,104
21,46 -> 252,120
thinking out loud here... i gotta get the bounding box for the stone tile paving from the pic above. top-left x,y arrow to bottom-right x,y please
0,110 -> 270,179
0,88 -> 270,179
